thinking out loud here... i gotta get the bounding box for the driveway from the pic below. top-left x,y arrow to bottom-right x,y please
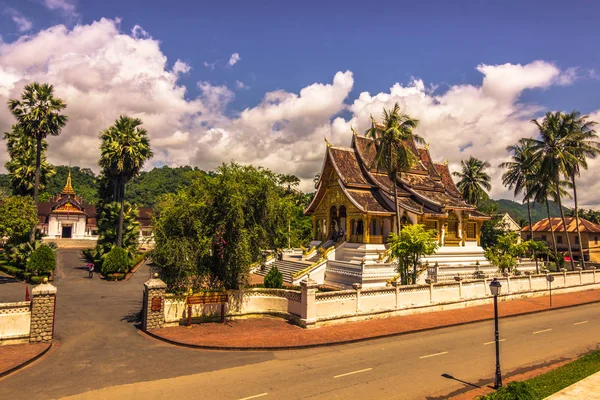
0,249 -> 272,400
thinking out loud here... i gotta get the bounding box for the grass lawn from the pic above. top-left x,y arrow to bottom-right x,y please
481,348 -> 600,399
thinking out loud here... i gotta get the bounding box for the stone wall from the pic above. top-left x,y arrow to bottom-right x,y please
142,274 -> 167,331
29,279 -> 57,343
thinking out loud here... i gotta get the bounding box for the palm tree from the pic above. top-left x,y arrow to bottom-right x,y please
4,125 -> 55,197
365,103 -> 421,233
530,112 -> 580,269
500,139 -> 539,272
99,116 -> 153,247
562,111 -> 599,268
8,83 -> 67,204
452,156 -> 492,207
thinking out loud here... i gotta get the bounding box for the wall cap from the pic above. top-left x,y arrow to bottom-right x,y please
145,277 -> 167,289
32,282 -> 57,295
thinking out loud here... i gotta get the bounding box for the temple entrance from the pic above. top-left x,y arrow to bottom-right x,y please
445,212 -> 460,246
62,225 -> 72,239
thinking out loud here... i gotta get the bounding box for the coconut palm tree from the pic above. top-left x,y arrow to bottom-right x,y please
99,116 -> 153,247
4,125 -> 55,197
500,139 -> 539,272
562,111 -> 599,268
530,112 -> 580,269
8,83 -> 67,204
452,156 -> 492,207
365,103 -> 421,233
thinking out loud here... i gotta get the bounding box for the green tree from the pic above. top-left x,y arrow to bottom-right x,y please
101,246 -> 130,276
4,125 -> 55,197
152,163 -> 295,291
264,267 -> 284,288
95,201 -> 140,262
26,244 -> 56,276
388,224 -> 439,284
43,166 -> 98,203
500,139 -> 539,272
531,112 -> 579,269
8,83 -> 67,206
561,111 -> 599,268
125,166 -> 205,207
365,103 -> 421,233
484,231 -> 527,273
452,156 -> 492,207
0,196 -> 38,245
99,116 -> 153,247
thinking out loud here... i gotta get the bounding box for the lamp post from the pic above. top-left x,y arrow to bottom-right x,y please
546,274 -> 554,307
489,278 -> 503,389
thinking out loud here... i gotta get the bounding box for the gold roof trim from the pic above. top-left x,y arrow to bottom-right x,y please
61,171 -> 76,196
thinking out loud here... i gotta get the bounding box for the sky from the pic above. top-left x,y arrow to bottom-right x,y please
1,0 -> 600,206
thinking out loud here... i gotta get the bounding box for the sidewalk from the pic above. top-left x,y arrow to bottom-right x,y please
149,288 -> 600,350
546,371 -> 600,399
0,342 -> 51,378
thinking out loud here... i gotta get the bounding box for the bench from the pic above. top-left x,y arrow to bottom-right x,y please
186,292 -> 229,325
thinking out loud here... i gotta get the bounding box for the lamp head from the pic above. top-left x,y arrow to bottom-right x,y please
489,278 -> 502,296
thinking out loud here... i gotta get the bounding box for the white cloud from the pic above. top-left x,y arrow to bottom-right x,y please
203,60 -> 218,70
42,0 -> 77,16
0,20 -> 597,206
4,8 -> 33,32
228,52 -> 240,67
131,24 -> 150,39
235,80 -> 249,90
172,59 -> 190,75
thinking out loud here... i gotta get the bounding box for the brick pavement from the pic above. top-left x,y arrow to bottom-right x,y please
0,343 -> 51,378
151,288 -> 600,350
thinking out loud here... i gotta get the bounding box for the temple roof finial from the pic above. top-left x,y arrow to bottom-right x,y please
351,126 -> 357,136
62,170 -> 76,196
324,137 -> 331,148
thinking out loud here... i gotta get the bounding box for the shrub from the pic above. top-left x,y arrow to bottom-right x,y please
26,245 -> 56,275
477,381 -> 536,399
264,267 -> 284,288
81,248 -> 95,263
101,247 -> 131,276
29,275 -> 44,284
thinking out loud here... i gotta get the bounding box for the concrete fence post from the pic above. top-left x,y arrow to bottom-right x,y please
30,278 -> 57,343
143,273 -> 167,331
427,279 -> 434,304
561,268 -> 567,287
593,267 -> 597,283
483,278 -> 488,296
300,279 -> 318,328
506,276 -> 511,293
392,280 -> 400,309
576,267 -> 583,284
353,283 -> 362,314
528,274 -> 533,291
454,276 -> 463,299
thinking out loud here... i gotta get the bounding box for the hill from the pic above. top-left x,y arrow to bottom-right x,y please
491,199 -> 567,226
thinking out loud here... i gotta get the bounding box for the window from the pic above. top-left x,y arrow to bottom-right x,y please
595,236 -> 598,245
466,222 -> 476,239
526,235 -> 532,241
557,235 -> 563,244
425,220 -> 438,231
575,236 -> 579,245
541,235 -> 547,242
370,218 -> 381,235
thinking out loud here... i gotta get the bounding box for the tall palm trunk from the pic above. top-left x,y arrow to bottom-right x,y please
526,198 -> 539,273
571,174 -> 585,269
546,200 -> 557,251
117,177 -> 125,248
555,173 -> 575,270
30,136 -> 43,243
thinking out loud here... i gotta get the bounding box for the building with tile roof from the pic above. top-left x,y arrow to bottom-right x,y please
522,217 -> 600,262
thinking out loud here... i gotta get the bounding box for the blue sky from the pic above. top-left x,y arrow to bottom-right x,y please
1,0 -> 600,204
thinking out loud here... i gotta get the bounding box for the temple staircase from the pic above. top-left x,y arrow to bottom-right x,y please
253,259 -> 311,284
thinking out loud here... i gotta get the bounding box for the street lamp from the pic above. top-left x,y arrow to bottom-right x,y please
489,278 -> 503,389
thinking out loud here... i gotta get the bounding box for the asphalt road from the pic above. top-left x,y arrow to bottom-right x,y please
1,249 -> 599,400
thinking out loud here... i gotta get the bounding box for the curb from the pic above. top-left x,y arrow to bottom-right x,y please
0,342 -> 53,379
143,298 -> 600,352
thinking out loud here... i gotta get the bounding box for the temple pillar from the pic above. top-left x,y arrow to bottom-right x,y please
346,217 -> 351,242
364,214 -> 371,244
312,215 -> 316,241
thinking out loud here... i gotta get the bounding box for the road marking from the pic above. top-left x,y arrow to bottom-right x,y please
484,339 -> 506,345
419,351 -> 448,359
238,394 -> 268,400
334,368 -> 373,378
574,321 -> 589,325
533,329 -> 552,335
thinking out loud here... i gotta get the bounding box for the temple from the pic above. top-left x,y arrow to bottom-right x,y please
302,131 -> 491,284
37,172 -> 154,244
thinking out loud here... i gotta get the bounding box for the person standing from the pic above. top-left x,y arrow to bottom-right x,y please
87,263 -> 94,279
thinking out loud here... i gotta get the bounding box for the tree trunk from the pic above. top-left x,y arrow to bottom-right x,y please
546,200 -> 557,252
555,173 -> 574,270
571,174 -> 585,269
117,177 -> 125,248
393,176 -> 401,234
526,198 -> 539,273
30,136 -> 42,243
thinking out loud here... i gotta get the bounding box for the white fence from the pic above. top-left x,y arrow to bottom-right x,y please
161,269 -> 599,327
0,301 -> 31,343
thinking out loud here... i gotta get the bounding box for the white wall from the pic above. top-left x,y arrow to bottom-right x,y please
0,301 -> 31,342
